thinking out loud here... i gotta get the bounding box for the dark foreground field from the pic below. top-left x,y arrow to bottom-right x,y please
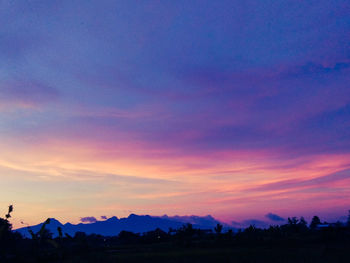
2,210 -> 350,262
7,228 -> 350,263
49,243 -> 349,263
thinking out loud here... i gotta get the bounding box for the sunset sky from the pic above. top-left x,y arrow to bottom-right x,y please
1,0 -> 350,228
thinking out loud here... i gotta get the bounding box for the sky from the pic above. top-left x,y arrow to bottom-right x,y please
0,0 -> 350,228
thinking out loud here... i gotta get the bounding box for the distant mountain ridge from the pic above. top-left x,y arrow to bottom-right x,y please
158,215 -> 220,227
15,214 -> 227,238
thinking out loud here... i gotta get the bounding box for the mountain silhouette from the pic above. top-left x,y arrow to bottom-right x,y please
15,214 -> 226,237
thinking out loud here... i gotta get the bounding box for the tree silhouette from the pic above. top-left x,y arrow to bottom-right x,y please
287,217 -> 298,225
299,217 -> 307,226
5,205 -> 13,219
0,205 -> 13,241
310,216 -> 321,229
0,205 -> 23,259
0,218 -> 12,241
57,226 -> 63,239
214,223 -> 223,234
297,217 -> 308,232
28,218 -> 54,245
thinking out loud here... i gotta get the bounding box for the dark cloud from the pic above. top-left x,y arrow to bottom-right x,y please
265,213 -> 285,222
80,217 -> 97,223
100,216 -> 107,220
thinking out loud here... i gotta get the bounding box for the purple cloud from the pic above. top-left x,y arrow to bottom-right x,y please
80,216 -> 97,223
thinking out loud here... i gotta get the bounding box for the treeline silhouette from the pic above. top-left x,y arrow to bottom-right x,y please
1,206 -> 350,262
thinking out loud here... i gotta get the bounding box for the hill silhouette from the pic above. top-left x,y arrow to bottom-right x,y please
15,214 -> 226,237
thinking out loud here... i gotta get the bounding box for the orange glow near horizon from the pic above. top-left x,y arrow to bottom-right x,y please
1,138 -> 349,229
